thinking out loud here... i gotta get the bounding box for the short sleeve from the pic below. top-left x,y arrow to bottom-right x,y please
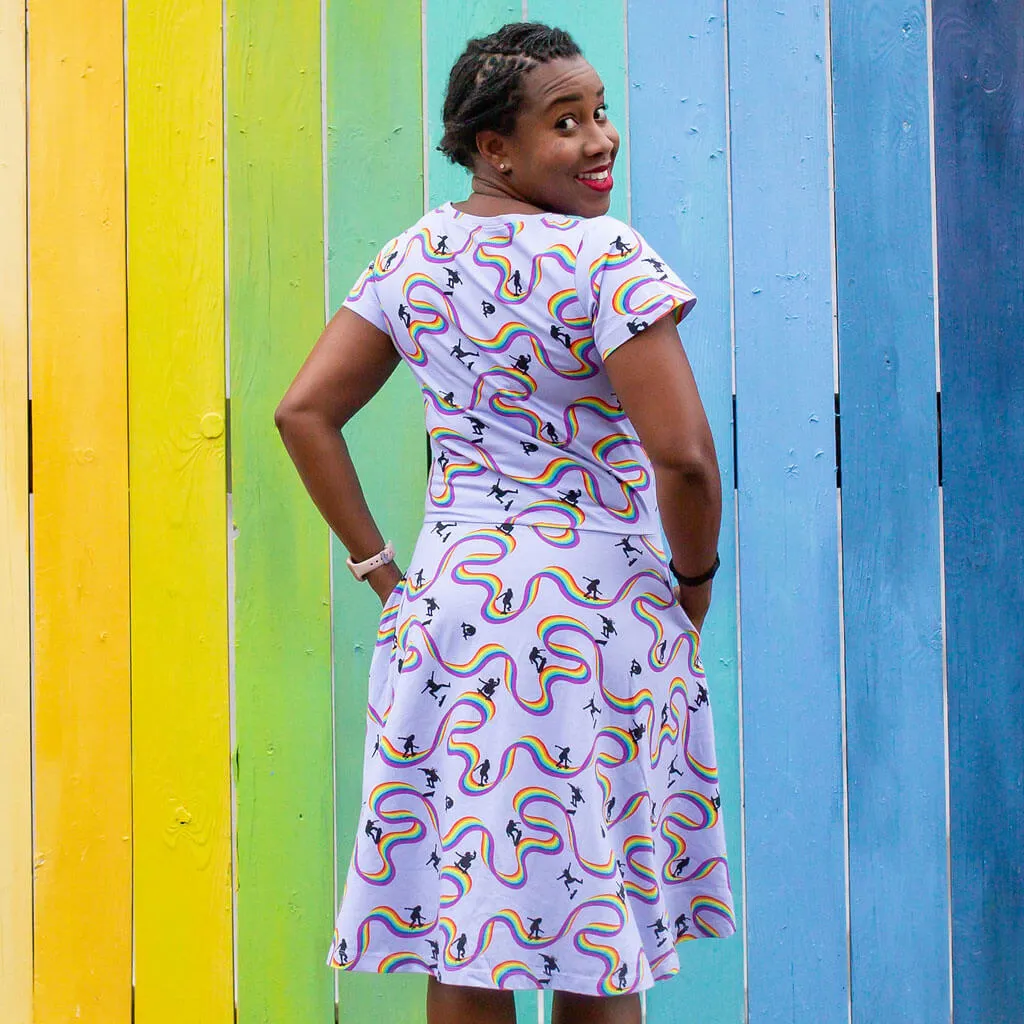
574,217 -> 697,361
340,241 -> 395,334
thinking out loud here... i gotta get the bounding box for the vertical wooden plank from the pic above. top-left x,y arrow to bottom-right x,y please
326,3 -> 426,1021
526,0 -> 628,221
424,4 -> 526,1020
427,0 -> 519,210
932,2 -> 1024,1020
28,1 -> 133,1020
628,4 -> 745,1022
830,4 -> 950,1021
0,1 -> 31,1020
125,1 -> 233,1019
226,2 -> 333,1022
729,2 -> 848,1020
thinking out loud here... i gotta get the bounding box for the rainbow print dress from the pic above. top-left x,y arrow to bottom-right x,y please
326,202 -> 736,995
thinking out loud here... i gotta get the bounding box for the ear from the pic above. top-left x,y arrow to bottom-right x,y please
475,129 -> 513,173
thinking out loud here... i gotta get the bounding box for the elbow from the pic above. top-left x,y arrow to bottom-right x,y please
651,439 -> 719,481
274,400 -> 294,434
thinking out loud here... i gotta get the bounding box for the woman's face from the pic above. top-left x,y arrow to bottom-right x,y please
477,56 -> 620,218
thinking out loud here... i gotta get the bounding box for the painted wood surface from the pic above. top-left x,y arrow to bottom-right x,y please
426,0 -> 520,212
226,2 -> 334,1022
326,4 -> 428,1022
627,4 -> 745,1022
932,2 -> 1024,1020
728,4 -> 848,1021
424,8 -> 528,1019
0,2 -> 31,1021
125,1 -> 233,1019
526,0 -> 628,222
830,4 -> 950,1021
28,2 -> 133,1020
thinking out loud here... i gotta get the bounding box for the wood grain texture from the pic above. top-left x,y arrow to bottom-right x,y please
627,4 -> 745,1022
226,2 -> 334,1022
728,2 -> 848,1019
426,0 -> 520,210
0,1 -> 31,1020
932,2 -> 1024,1020
425,6 -> 537,1020
28,2 -> 133,1019
125,1 -> 233,1019
326,4 -> 426,1021
526,0 -> 628,221
830,3 -> 950,1020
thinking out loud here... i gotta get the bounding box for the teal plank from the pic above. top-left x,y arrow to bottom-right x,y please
627,4 -> 744,1022
526,0 -> 628,221
326,3 -> 427,1022
424,6 -> 529,1019
830,4 -> 950,1021
426,0 -> 519,210
728,1 -> 848,1019
933,1 -> 1024,1019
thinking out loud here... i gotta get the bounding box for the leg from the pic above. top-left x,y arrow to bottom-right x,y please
425,975 -> 517,1024
550,989 -> 642,1024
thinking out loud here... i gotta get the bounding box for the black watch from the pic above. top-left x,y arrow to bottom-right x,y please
669,553 -> 720,587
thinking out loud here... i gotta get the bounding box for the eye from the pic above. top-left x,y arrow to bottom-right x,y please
595,104 -> 609,122
555,114 -> 580,130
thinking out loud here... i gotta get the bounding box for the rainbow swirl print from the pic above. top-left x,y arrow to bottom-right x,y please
610,276 -> 691,317
690,894 -> 737,937
548,287 -> 590,330
379,951 -> 432,974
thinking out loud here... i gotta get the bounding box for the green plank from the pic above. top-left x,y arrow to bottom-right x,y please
526,0 -> 628,221
326,3 -> 427,1021
227,2 -> 334,1022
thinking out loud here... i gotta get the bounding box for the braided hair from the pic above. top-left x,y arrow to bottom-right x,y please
438,22 -> 583,170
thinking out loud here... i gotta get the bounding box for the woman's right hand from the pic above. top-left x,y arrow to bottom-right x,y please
673,581 -> 712,635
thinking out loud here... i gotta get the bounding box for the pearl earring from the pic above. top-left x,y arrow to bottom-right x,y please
499,162 -> 506,171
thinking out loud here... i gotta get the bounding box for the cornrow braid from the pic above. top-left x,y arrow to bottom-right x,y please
438,22 -> 582,170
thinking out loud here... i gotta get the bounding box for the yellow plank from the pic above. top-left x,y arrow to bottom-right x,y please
27,1 -> 132,1020
0,1 -> 31,1020
125,1 -> 233,1020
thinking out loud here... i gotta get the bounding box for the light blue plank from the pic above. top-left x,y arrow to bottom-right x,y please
426,0 -> 519,209
933,1 -> 1024,1020
627,3 -> 744,1023
830,4 -> 950,1022
526,0 -> 627,221
728,2 -> 848,1020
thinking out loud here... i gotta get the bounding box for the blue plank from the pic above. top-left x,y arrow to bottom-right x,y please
626,4 -> 745,1023
830,3 -> 950,1021
932,2 -> 1024,1021
728,2 -> 848,1021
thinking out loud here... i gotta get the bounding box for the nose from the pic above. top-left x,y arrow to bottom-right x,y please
583,118 -> 616,160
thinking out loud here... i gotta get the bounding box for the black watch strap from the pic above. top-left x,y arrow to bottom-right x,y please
669,553 -> 720,587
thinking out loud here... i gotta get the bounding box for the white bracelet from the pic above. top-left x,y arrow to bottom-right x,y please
346,539 -> 396,581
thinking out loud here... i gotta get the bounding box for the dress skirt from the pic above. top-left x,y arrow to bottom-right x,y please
326,517 -> 736,996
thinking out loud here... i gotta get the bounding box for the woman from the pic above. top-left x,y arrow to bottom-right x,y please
275,21 -> 735,1024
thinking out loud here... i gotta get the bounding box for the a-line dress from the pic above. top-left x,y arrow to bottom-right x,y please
326,200 -> 736,996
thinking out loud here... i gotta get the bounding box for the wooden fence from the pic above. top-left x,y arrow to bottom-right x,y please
1,1 -> 1021,1022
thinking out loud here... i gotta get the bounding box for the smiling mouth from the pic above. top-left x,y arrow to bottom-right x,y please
575,165 -> 613,193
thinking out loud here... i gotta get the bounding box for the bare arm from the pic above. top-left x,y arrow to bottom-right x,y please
274,305 -> 406,605
602,314 -> 721,631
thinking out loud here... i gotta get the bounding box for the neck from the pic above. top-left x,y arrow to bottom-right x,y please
466,173 -> 545,214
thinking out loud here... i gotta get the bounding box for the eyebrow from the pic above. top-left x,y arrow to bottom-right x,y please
543,86 -> 605,111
